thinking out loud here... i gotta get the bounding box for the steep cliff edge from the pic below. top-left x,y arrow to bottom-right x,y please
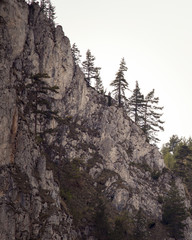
0,0 -> 192,239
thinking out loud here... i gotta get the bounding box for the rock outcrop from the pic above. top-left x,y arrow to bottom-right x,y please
0,0 -> 192,239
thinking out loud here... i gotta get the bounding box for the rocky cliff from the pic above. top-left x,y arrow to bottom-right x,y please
0,0 -> 192,239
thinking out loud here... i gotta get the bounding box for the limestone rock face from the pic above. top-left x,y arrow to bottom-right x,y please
0,0 -> 77,239
0,0 -> 192,239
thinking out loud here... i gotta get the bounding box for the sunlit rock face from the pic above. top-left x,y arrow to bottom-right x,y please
0,0 -> 192,239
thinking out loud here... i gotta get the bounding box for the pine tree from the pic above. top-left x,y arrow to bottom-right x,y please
128,81 -> 144,124
25,73 -> 59,135
110,58 -> 129,107
162,136 -> 192,193
40,0 -> 49,16
162,135 -> 192,173
174,143 -> 192,181
141,89 -> 164,143
162,184 -> 187,239
40,0 -> 47,11
71,43 -> 82,65
94,67 -> 104,93
161,141 -> 176,169
40,0 -> 55,21
82,49 -> 96,85
48,1 -> 56,21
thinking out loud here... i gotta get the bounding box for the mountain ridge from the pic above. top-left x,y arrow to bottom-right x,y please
0,0 -> 192,239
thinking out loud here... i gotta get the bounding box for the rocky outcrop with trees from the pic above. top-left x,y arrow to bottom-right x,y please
0,0 -> 192,239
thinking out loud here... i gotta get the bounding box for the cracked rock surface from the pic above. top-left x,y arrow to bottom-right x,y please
0,0 -> 192,239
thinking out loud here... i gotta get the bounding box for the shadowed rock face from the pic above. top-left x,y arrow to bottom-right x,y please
0,0 -> 192,239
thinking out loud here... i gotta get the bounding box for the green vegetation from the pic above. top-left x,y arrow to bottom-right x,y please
25,73 -> 59,135
73,46 -> 164,144
128,81 -> 144,124
82,49 -> 101,86
43,138 -> 154,239
26,0 -> 56,21
109,59 -> 164,143
94,67 -> 104,94
41,0 -> 56,21
94,199 -> 110,239
47,156 -> 98,225
128,84 -> 164,143
161,135 -> 192,239
110,58 -> 129,107
162,184 -> 188,239
162,135 -> 192,191
94,203 -> 150,240
71,43 -> 82,65
140,89 -> 164,143
15,2 -> 191,239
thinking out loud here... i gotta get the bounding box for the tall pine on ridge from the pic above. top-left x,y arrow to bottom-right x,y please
128,81 -> 144,124
141,89 -> 164,143
40,0 -> 56,21
82,49 -> 96,86
94,67 -> 104,94
110,58 -> 129,107
71,43 -> 82,66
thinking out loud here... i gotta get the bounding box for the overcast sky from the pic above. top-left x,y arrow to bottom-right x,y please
52,0 -> 192,147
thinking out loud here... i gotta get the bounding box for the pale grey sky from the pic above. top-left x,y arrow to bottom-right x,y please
52,0 -> 192,147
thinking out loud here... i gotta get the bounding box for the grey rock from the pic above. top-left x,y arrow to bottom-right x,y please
0,0 -> 192,239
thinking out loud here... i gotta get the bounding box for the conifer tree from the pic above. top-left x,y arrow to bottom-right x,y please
161,144 -> 176,169
162,184 -> 187,239
40,0 -> 55,21
82,49 -> 96,85
161,135 -> 192,171
128,81 -> 144,124
110,58 -> 129,107
71,43 -> 82,66
94,67 -> 104,93
48,1 -> 56,21
40,0 -> 47,11
40,0 -> 49,16
25,73 -> 59,135
173,143 -> 192,187
167,135 -> 181,153
141,89 -> 164,143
